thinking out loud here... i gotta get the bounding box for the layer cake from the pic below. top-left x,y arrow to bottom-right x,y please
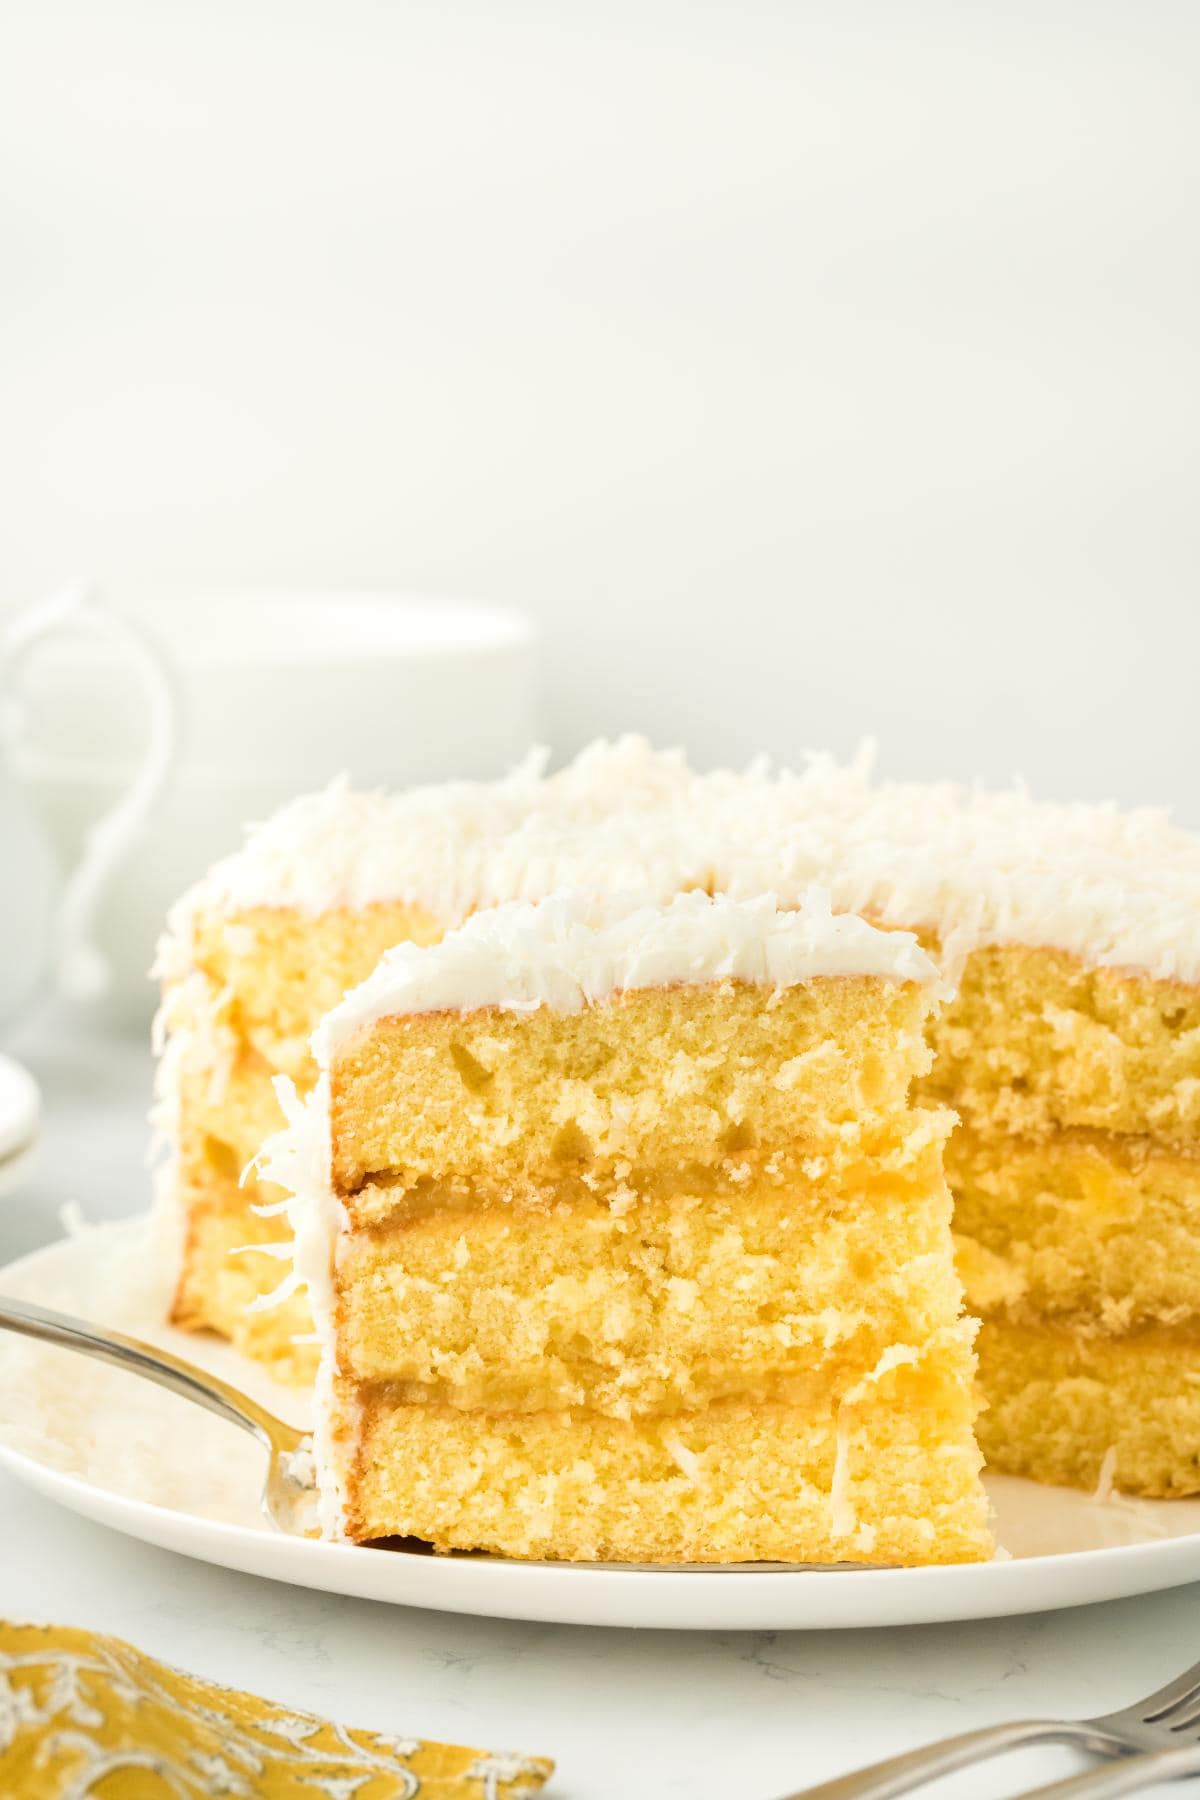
156,737 -> 1200,1499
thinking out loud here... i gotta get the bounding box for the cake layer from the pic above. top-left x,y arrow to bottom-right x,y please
180,1039 -> 297,1176
171,1172 -> 318,1384
330,975 -> 935,1209
951,1126 -> 1200,1330
927,945 -> 1200,1149
188,901 -> 446,1075
976,1318 -> 1200,1496
336,1330 -> 988,1564
334,1143 -> 960,1409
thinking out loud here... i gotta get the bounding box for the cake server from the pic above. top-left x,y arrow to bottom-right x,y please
0,1294 -> 316,1535
776,1652 -> 1200,1798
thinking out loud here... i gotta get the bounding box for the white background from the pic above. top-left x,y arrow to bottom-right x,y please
3,2 -> 1199,815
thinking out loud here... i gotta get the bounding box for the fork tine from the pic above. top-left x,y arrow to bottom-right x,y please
1133,1659 -> 1200,1724
1166,1700 -> 1200,1734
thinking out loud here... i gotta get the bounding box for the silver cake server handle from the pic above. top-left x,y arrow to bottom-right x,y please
0,1293 -> 316,1534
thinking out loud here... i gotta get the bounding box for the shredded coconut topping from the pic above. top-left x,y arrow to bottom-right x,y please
155,735 -> 1200,989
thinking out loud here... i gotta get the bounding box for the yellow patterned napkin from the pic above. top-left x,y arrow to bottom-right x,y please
0,1621 -> 553,1798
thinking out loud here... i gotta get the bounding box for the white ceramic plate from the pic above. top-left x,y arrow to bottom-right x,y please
2,1223 -> 1200,1631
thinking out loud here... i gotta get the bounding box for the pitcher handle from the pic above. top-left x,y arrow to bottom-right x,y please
0,582 -> 176,1001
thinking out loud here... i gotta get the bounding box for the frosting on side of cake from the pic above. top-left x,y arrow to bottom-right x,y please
255,1073 -> 350,1540
312,887 -> 940,1058
156,735 -> 1200,988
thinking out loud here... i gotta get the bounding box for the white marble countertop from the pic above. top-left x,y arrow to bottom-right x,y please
1,1005 -> 1197,1800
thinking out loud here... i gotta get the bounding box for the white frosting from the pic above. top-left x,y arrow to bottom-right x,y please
313,887 -> 938,1061
256,1074 -> 351,1540
156,735 -> 1200,988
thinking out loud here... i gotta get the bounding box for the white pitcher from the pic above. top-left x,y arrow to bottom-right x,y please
4,586 -> 538,1028
0,583 -> 174,1026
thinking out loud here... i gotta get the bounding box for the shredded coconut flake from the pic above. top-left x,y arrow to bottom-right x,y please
663,1432 -> 703,1484
1092,1446 -> 1120,1505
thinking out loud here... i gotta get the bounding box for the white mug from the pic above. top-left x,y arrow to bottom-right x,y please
0,583 -> 174,1026
6,587 -> 539,1027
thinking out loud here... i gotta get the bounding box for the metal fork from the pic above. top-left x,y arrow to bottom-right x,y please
776,1656 -> 1200,1798
0,1294 -> 316,1534
1017,1741 -> 1200,1797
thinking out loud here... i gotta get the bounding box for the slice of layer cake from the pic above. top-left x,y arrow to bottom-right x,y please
261,889 -> 990,1566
